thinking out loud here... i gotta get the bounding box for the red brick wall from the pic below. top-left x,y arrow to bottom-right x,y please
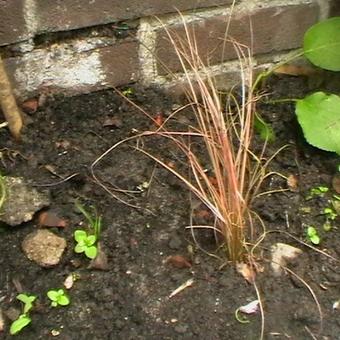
0,0 -> 337,99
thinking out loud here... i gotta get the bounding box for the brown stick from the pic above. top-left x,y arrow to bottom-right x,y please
0,54 -> 23,140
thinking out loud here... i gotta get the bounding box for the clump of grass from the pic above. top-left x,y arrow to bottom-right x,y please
143,19 -> 269,264
92,15 -> 274,265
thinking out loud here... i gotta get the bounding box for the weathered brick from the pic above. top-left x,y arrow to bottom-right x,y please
36,0 -> 235,34
0,0 -> 28,46
155,2 -> 320,75
100,41 -> 139,87
3,38 -> 139,99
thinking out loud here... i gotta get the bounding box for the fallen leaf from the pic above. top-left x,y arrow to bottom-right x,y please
88,243 -> 109,271
287,174 -> 299,191
38,211 -> 67,228
274,64 -> 319,77
21,98 -> 38,113
0,308 -> 4,332
0,55 -> 23,140
236,262 -> 256,283
165,255 -> 192,269
154,113 -> 163,127
271,243 -> 303,276
63,274 -> 75,289
239,300 -> 260,314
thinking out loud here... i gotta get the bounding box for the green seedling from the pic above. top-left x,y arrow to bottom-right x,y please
323,207 -> 337,220
74,200 -> 102,259
74,230 -> 97,259
47,289 -> 70,307
306,226 -> 321,245
122,87 -> 134,96
306,186 -> 329,200
10,293 -> 36,335
323,220 -> 332,232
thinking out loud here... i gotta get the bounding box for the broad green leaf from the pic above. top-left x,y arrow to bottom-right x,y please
85,246 -> 97,259
304,17 -> 340,71
295,92 -> 340,154
10,315 -> 31,335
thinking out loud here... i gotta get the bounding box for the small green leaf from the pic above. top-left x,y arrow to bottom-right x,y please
310,234 -> 320,245
74,243 -> 86,253
85,245 -> 97,259
17,294 -> 36,314
51,301 -> 58,307
296,92 -> 340,154
47,290 -> 59,301
307,226 -> 320,245
86,235 -> 96,246
304,17 -> 340,71
10,314 -> 31,335
57,294 -> 70,306
74,230 -> 87,242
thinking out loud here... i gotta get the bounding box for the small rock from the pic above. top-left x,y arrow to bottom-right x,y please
0,177 -> 50,226
22,229 -> 66,267
168,233 -> 182,250
38,211 -> 67,228
174,323 -> 189,334
271,243 -> 303,276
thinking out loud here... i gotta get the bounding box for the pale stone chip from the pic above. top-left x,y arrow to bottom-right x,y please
22,229 -> 66,267
271,243 -> 303,276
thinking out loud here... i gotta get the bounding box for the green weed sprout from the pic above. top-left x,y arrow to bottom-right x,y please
306,226 -> 320,245
47,289 -> 70,307
306,186 -> 329,200
323,207 -> 337,221
74,230 -> 97,259
74,200 -> 102,259
10,293 -> 36,335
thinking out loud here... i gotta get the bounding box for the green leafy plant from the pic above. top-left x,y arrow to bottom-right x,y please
74,200 -> 102,259
306,226 -> 321,245
74,230 -> 97,259
295,17 -> 340,154
306,186 -> 329,200
323,207 -> 337,220
10,294 -> 36,335
47,289 -> 70,307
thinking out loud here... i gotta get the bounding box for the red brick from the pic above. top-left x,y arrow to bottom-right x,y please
0,0 -> 28,46
155,2 -> 320,75
36,0 -> 235,34
100,40 -> 140,86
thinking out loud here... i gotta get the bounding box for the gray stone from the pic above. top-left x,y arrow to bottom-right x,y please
0,177 -> 50,226
22,229 -> 66,267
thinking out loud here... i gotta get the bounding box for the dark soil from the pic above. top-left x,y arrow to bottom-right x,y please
0,76 -> 340,339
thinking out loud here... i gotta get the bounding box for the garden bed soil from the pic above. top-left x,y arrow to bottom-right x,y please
0,76 -> 340,339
